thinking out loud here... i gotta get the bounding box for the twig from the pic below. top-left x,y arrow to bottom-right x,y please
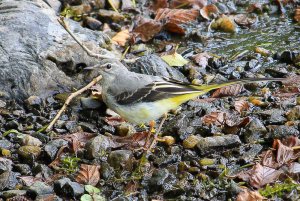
147,114 -> 168,153
46,76 -> 102,132
57,17 -> 113,59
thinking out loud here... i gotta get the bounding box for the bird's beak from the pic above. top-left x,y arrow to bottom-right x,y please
84,65 -> 98,70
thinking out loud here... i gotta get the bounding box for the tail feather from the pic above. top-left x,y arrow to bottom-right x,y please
191,78 -> 285,92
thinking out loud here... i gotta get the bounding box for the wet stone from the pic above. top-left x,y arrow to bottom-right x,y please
240,144 -> 263,164
85,135 -> 119,159
83,17 -> 102,30
129,54 -> 188,82
20,134 -> 43,146
145,168 -> 176,193
108,150 -> 132,170
80,97 -> 102,109
44,139 -> 68,161
18,146 -> 41,161
14,164 -> 32,175
65,121 -> 78,133
100,163 -> 115,180
266,125 -> 300,139
0,158 -> 12,173
0,171 -> 19,191
25,96 -> 42,106
242,118 -> 267,143
32,164 -> 53,179
115,122 -> 136,137
1,190 -> 27,199
54,178 -> 84,198
4,120 -> 19,130
27,181 -> 54,198
0,139 -> 13,150
196,134 -> 241,155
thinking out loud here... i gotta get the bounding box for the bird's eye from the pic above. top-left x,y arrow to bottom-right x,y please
106,64 -> 112,69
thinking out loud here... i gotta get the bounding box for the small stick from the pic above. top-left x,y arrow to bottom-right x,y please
57,17 -> 113,59
46,75 -> 102,132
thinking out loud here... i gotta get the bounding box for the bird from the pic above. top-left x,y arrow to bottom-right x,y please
85,59 -> 284,125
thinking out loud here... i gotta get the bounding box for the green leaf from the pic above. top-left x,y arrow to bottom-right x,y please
161,52 -> 189,67
80,194 -> 93,201
85,185 -> 101,194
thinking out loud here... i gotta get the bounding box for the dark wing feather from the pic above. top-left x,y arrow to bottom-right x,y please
115,79 -> 201,105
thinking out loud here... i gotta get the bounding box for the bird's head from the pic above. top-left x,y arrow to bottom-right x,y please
85,59 -> 128,80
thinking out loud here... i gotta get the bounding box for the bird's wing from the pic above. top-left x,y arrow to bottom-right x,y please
114,77 -> 200,105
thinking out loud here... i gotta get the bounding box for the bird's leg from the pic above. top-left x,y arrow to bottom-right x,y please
147,113 -> 168,153
142,120 -> 156,149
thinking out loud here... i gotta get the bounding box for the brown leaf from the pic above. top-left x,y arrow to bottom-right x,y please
261,150 -> 279,168
155,8 -> 199,34
247,3 -> 263,13
288,162 -> 300,174
62,132 -> 97,153
249,163 -> 283,188
124,181 -> 139,196
236,188 -> 265,201
273,139 -> 294,166
75,164 -> 100,185
234,14 -> 257,27
169,0 -> 207,9
211,84 -> 244,98
115,131 -> 151,147
112,29 -> 130,46
294,6 -> 300,22
200,4 -> 219,20
151,0 -> 168,11
282,135 -> 300,147
132,17 -> 162,42
202,111 -> 226,126
234,100 -> 250,113
192,52 -> 211,68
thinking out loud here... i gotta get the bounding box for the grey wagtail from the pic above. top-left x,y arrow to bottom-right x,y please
85,59 -> 284,125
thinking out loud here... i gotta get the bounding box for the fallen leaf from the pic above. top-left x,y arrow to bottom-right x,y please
192,52 -> 211,68
132,17 -> 162,42
75,164 -> 100,185
112,29 -> 130,46
282,135 -> 300,147
288,162 -> 300,174
200,4 -> 219,20
247,3 -> 263,13
294,6 -> 300,22
261,150 -> 278,168
234,14 -> 257,27
236,188 -> 265,201
255,47 -> 271,56
273,139 -> 294,166
211,84 -> 244,98
155,8 -> 199,34
62,132 -> 97,153
249,163 -> 283,188
202,111 -> 226,126
115,131 -> 151,147
169,0 -> 207,9
151,0 -> 168,11
234,100 -> 250,113
161,51 -> 189,66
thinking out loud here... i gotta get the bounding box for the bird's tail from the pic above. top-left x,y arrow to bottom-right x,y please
191,77 -> 285,92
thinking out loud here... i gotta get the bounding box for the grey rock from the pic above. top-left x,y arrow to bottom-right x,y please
25,96 -> 42,106
108,150 -> 133,170
14,164 -> 32,175
0,171 -> 19,191
2,190 -> 27,199
85,135 -> 120,159
196,134 -> 241,155
240,144 -> 263,164
36,194 -> 63,201
0,139 -> 13,150
243,118 -> 267,143
27,181 -> 54,198
80,97 -> 103,109
54,178 -> 84,198
146,169 -> 170,192
266,125 -> 300,139
44,139 -> 68,160
128,54 -> 188,82
0,0 -> 111,100
32,164 -> 53,179
0,158 -> 13,173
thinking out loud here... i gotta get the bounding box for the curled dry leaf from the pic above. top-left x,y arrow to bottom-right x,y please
234,14 -> 257,27
211,84 -> 244,98
273,139 -> 294,166
75,164 -> 100,185
62,132 -> 97,153
112,29 -> 130,46
155,8 -> 199,34
132,17 -> 162,42
192,52 -> 211,68
200,4 -> 219,20
294,6 -> 300,22
234,100 -> 250,113
202,111 -> 226,126
249,163 -> 283,188
236,188 -> 265,201
169,0 -> 207,9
